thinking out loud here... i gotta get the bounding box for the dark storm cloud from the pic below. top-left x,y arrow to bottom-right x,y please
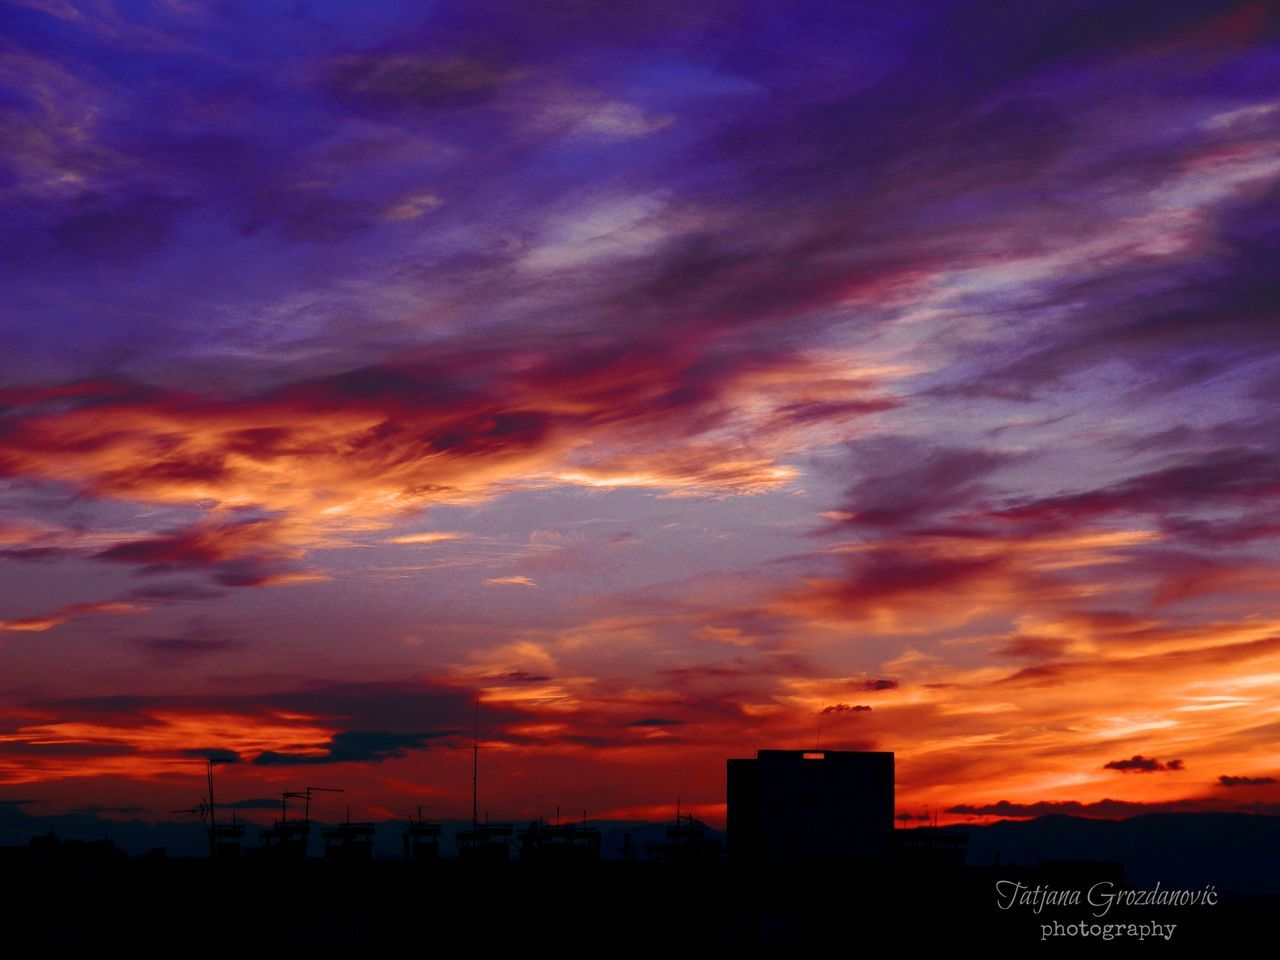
177,748 -> 241,763
222,797 -> 284,810
1219,775 -> 1278,787
853,678 -> 899,691
254,729 -> 453,765
1104,755 -> 1185,774
482,670 -> 553,684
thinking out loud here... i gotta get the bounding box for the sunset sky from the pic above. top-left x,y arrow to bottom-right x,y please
2,1 -> 1279,829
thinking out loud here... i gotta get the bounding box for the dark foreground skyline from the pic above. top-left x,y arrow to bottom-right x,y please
5,746 -> 1278,947
6,802 -> 1277,947
6,793 -> 1280,892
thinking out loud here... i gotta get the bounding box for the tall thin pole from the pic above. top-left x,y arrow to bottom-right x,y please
472,696 -> 479,829
206,759 -> 216,858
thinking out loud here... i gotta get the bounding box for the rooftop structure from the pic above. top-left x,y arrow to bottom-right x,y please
645,812 -> 723,864
727,749 -> 894,863
519,818 -> 602,865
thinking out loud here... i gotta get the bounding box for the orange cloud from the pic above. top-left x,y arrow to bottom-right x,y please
386,531 -> 468,544
0,711 -> 335,784
0,600 -> 145,634
0,345 -> 897,529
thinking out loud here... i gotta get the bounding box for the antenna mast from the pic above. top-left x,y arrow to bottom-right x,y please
206,758 -> 216,840
472,695 -> 479,828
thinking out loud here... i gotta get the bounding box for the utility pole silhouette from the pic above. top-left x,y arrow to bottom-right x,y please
472,695 -> 479,828
169,756 -> 234,858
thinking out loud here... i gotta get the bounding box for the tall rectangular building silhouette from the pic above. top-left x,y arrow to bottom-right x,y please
727,749 -> 894,863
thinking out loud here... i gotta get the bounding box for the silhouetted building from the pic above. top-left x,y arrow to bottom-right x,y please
259,819 -> 310,860
26,833 -> 128,866
727,749 -> 893,863
645,812 -> 723,864
457,822 -> 512,864
210,820 -> 246,860
519,819 -> 601,865
894,825 -> 967,868
323,820 -> 375,863
403,818 -> 441,863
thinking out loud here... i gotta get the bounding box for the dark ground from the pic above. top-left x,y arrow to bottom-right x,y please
3,852 -> 1270,949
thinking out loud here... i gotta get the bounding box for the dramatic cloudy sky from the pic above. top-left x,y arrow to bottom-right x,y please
2,0 -> 1279,827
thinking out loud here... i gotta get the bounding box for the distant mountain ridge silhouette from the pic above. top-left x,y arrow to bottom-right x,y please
956,812 -> 1280,894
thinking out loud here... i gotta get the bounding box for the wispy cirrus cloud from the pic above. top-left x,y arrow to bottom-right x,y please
0,600 -> 143,634
485,575 -> 535,587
